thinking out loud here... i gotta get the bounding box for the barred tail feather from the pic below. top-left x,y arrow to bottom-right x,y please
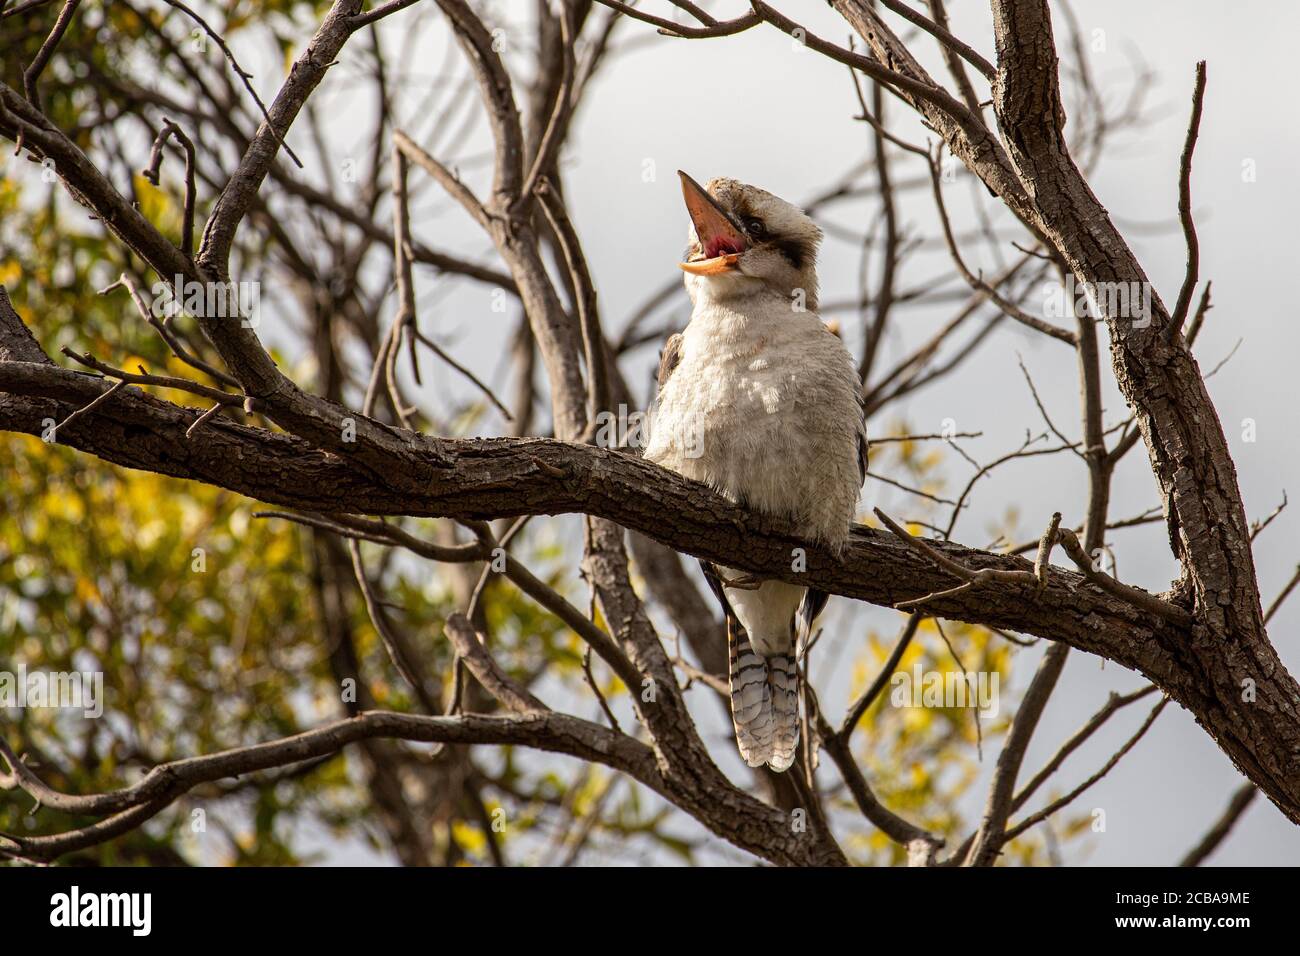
727,617 -> 801,772
728,617 -> 774,768
766,652 -> 800,772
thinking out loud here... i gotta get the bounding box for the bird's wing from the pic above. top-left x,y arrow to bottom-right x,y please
657,332 -> 683,398
796,588 -> 829,648
698,558 -> 736,620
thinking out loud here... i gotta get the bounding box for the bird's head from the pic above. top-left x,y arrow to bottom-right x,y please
677,171 -> 823,311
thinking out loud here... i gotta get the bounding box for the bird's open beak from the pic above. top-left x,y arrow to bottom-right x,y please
678,171 -> 747,275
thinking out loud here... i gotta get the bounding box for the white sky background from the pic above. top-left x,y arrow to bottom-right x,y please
150,0 -> 1300,864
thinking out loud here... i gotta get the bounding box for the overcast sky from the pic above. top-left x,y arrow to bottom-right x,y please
267,0 -> 1300,865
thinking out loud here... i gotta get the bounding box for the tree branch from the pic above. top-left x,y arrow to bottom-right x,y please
1167,61 -> 1207,341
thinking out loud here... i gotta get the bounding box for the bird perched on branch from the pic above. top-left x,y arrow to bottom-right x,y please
644,171 -> 867,772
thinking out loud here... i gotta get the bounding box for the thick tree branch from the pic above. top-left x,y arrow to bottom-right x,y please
6,325 -> 1294,827
984,0 -> 1291,820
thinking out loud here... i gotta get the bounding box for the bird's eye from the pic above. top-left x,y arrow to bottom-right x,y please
745,218 -> 766,238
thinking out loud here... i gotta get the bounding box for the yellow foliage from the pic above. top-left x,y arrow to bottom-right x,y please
451,820 -> 488,856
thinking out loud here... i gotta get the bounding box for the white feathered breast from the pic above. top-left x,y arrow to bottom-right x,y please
644,291 -> 863,552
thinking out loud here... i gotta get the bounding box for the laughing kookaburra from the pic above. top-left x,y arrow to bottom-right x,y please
644,172 -> 867,772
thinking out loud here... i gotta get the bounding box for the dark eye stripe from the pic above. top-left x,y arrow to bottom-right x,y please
774,237 -> 808,270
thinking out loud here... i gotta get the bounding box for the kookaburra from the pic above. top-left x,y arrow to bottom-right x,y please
644,172 -> 867,772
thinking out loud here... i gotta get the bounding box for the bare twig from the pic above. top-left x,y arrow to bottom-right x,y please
749,1 -> 978,128
183,401 -> 225,438
142,118 -> 198,258
1184,280 -> 1214,346
839,614 -> 923,738
1057,527 -> 1194,627
877,0 -> 995,78
963,642 -> 1069,865
591,0 -> 760,39
537,178 -> 611,431
349,0 -> 424,28
1166,61 -> 1207,341
61,347 -> 240,406
393,128 -> 489,227
872,430 -> 982,444
255,510 -> 486,563
925,0 -> 983,114
521,6 -> 576,203
99,273 -> 239,388
158,0 -> 303,168
1034,512 -> 1062,591
1250,491 -> 1287,542
1264,565 -> 1300,625
51,378 -> 124,436
444,612 -> 546,714
874,507 -> 1045,612
386,144 -> 417,429
866,470 -> 959,507
1011,685 -> 1158,818
1001,696 -> 1168,843
348,539 -> 439,712
0,710 -> 664,862
411,328 -> 513,421
23,0 -> 82,110
581,647 -> 621,731
813,705 -> 943,857
3,0 -> 59,18
927,146 -> 1076,345
1179,783 -> 1257,867
1018,356 -> 1083,459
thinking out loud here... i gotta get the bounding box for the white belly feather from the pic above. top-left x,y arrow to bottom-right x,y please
644,293 -> 864,654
